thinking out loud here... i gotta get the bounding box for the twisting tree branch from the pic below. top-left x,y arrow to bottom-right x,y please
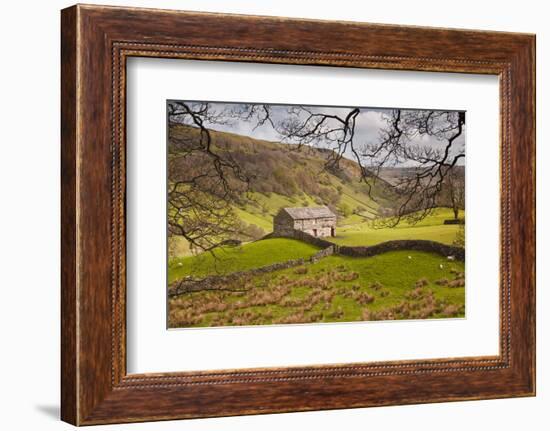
167,101 -> 253,253
237,105 -> 465,226
167,101 -> 465,249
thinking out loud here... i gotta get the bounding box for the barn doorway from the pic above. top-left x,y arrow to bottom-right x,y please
331,227 -> 335,237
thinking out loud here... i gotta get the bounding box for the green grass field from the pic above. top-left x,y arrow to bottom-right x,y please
168,208 -> 465,328
170,207 -> 463,262
169,250 -> 465,328
332,208 -> 464,246
167,125 -> 465,328
168,207 -> 465,283
168,238 -> 321,283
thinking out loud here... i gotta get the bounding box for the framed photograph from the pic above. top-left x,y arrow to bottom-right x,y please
164,99 -> 468,329
61,4 -> 535,425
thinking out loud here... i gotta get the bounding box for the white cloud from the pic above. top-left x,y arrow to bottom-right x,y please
178,101 -> 465,166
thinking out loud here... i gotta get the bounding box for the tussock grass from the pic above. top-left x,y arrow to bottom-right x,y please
168,250 -> 465,328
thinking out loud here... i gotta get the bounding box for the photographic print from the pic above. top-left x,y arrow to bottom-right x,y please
167,101 -> 466,329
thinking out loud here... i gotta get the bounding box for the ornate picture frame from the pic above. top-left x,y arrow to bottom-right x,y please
61,4 -> 535,425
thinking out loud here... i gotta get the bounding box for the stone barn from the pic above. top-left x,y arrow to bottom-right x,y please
273,206 -> 336,238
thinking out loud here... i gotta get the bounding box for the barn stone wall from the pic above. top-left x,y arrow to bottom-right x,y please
273,209 -> 336,238
293,217 -> 335,238
273,211 -> 296,236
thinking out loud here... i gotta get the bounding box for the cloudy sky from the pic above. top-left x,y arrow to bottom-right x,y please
169,101 -> 465,167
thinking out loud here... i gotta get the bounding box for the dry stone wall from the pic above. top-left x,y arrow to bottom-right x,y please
168,257 -> 307,297
270,229 -> 465,261
170,230 -> 465,297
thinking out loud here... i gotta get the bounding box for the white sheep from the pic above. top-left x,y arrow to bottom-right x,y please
447,256 -> 456,261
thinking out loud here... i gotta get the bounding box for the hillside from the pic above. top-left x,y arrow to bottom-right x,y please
378,166 -> 465,186
168,124 -> 389,238
167,125 -> 465,328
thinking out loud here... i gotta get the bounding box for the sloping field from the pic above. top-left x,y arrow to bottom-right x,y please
169,250 -> 465,328
332,208 -> 464,246
168,238 -> 321,283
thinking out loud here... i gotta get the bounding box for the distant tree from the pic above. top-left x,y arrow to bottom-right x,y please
353,205 -> 367,215
318,187 -> 340,206
338,202 -> 352,217
239,223 -> 266,241
441,166 -> 465,220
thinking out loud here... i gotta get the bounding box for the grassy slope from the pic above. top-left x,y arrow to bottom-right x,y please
169,124 -> 381,236
232,192 -> 319,232
313,252 -> 464,319
169,208 -> 465,283
167,126 -> 466,327
332,208 -> 464,246
169,250 -> 465,328
233,180 -> 380,232
169,125 -> 464,255
168,238 -> 320,282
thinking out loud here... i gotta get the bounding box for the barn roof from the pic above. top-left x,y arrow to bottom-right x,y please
280,206 -> 336,220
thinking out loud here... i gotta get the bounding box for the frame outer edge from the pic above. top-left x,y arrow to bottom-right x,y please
61,4 -> 536,424
527,35 -> 536,395
522,34 -> 536,395
61,5 -> 80,426
531,34 -> 536,396
503,34 -> 536,396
